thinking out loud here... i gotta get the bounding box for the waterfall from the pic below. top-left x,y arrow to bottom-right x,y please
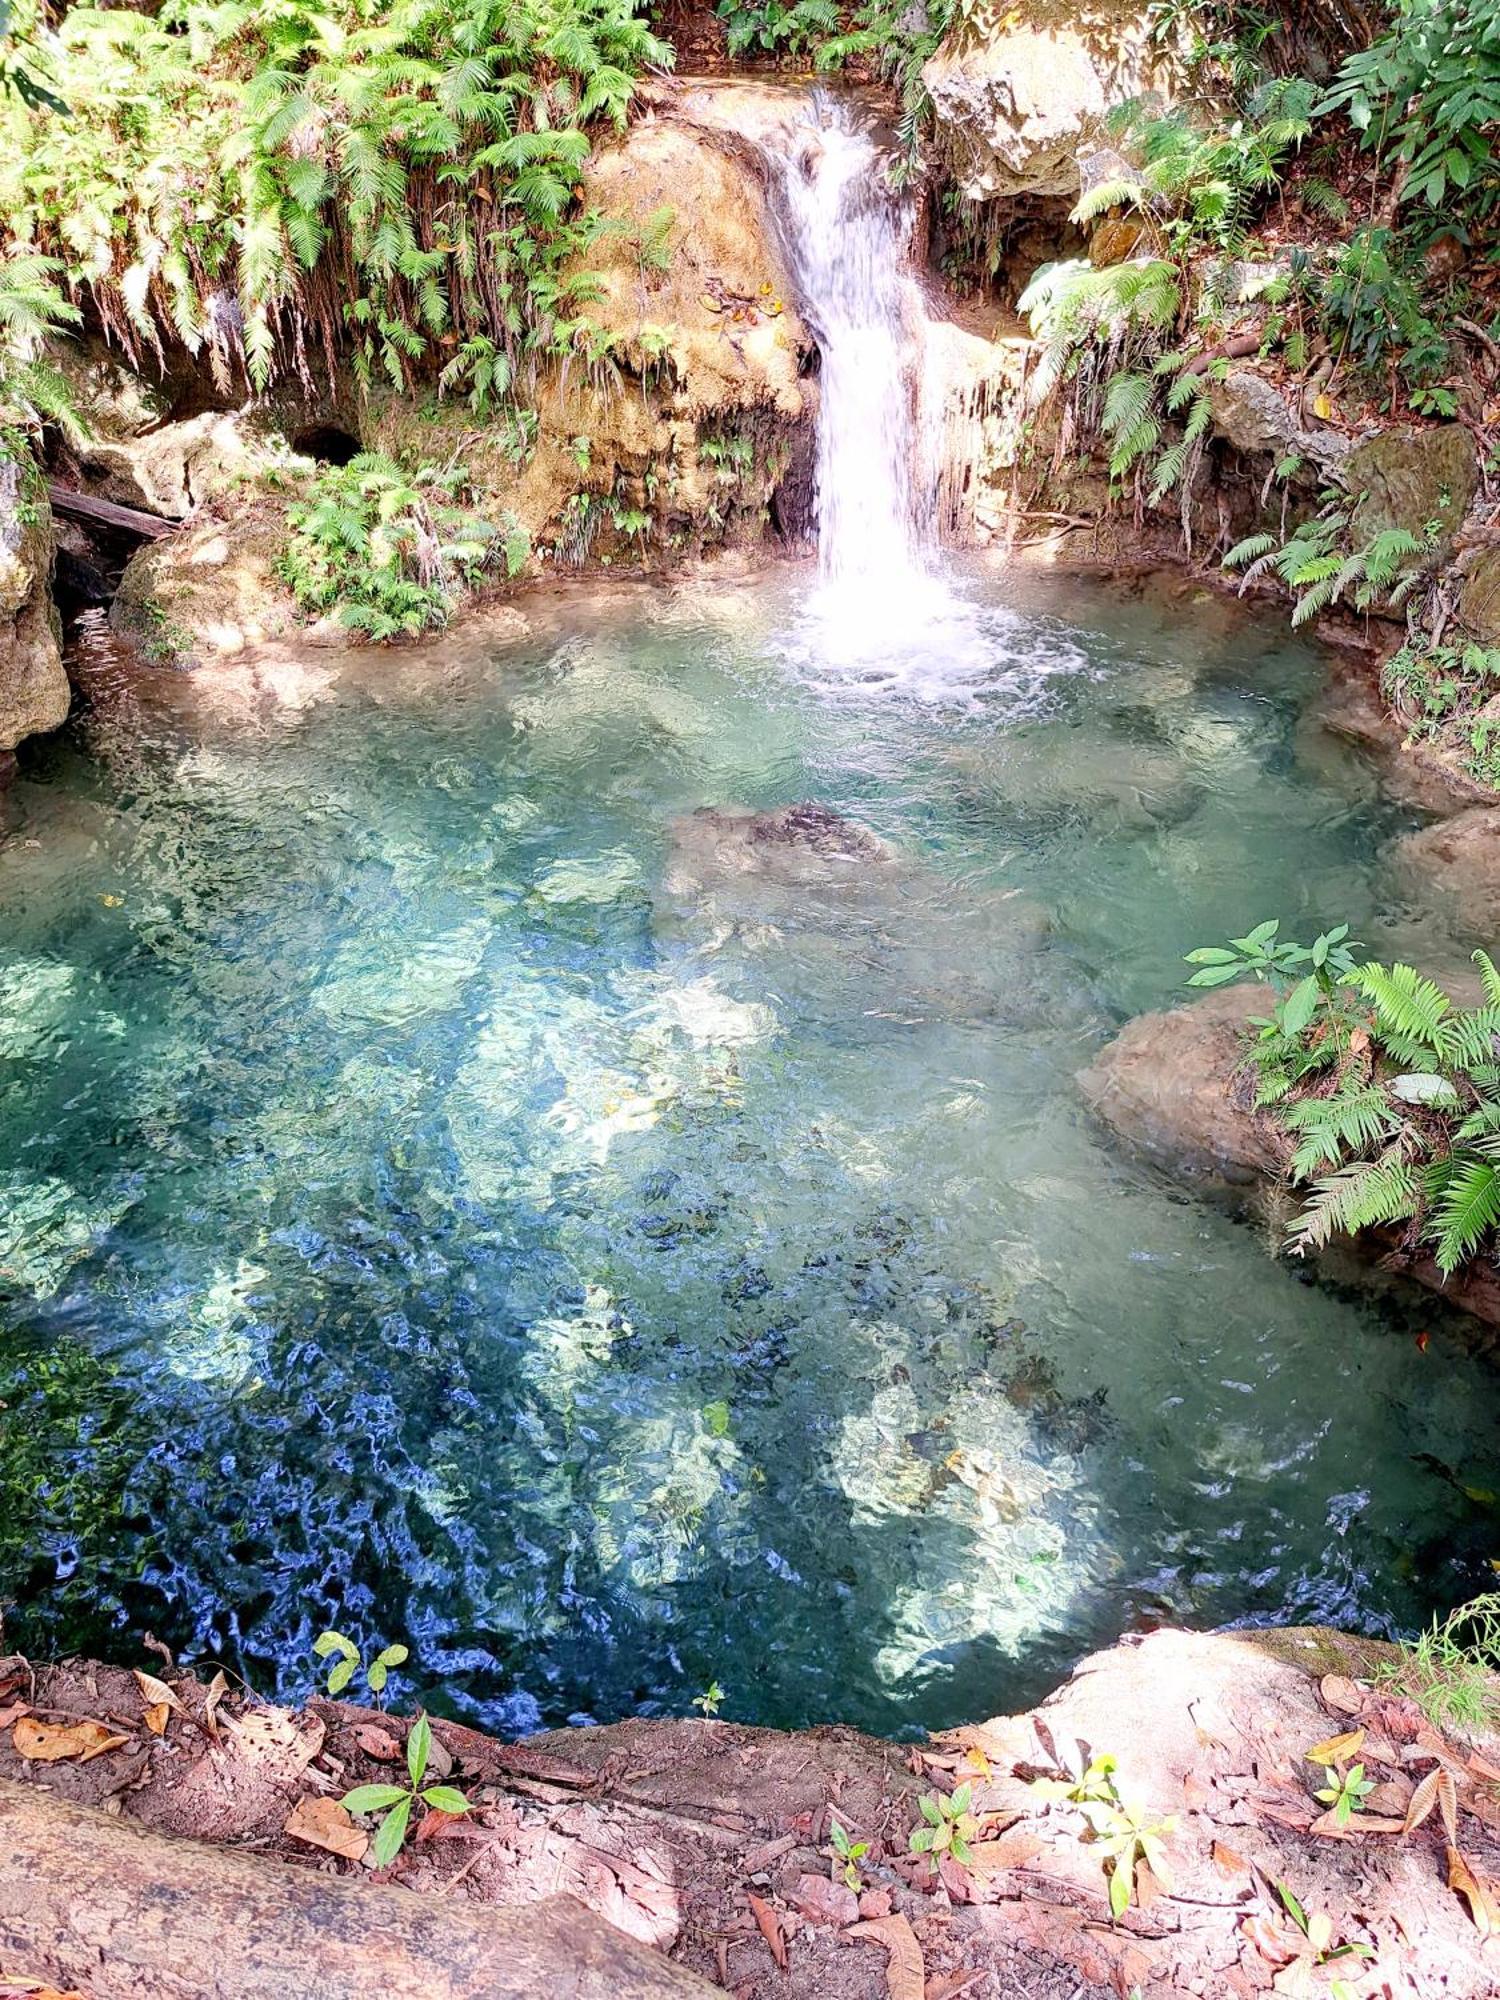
765,98 -> 925,589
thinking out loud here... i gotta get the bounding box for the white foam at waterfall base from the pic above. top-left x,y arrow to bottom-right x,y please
766,99 -> 1087,704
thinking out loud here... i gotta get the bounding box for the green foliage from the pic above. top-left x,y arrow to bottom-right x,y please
1104,81 -> 1316,252
1311,225 -> 1455,399
691,1679 -> 725,1716
815,0 -> 956,176
1029,1744 -> 1174,1919
0,248 -> 81,437
1223,497 -> 1432,626
716,0 -> 838,60
341,1712 -> 471,1866
909,1782 -> 979,1868
1375,1591 -> 1500,1732
1310,1759 -> 1375,1826
1384,638 -> 1500,790
0,0 -> 671,396
828,1816 -> 870,1890
1186,927 -> 1500,1275
276,451 -> 529,637
1323,0 -> 1500,210
313,1628 -> 410,1699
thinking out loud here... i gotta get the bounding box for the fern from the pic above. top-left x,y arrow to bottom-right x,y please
1288,1153 -> 1421,1255
1283,1085 -> 1398,1177
1431,1159 -> 1500,1275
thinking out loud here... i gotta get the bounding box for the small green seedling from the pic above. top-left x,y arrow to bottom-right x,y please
828,1817 -> 870,1890
341,1713 -> 471,1867
692,1680 -> 725,1717
1276,1881 -> 1373,1999
314,1628 -> 409,1700
909,1782 -> 980,1868
1077,1795 -> 1178,1919
1313,1761 -> 1376,1827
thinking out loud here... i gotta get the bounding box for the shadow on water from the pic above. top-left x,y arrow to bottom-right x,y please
3,564 -> 1500,1736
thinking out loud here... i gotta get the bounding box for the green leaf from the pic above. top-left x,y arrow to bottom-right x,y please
327,1657 -> 355,1696
1184,947 -> 1239,965
372,1794 -> 413,1868
919,1794 -> 942,1826
314,1630 -> 357,1660
1109,1863 -> 1131,1919
366,1661 -> 388,1694
950,1783 -> 972,1815
421,1785 -> 471,1814
1281,975 -> 1321,1036
341,1783 -> 410,1814
909,1826 -> 936,1853
407,1712 -> 431,1787
373,1643 -> 409,1670
703,1399 -> 731,1437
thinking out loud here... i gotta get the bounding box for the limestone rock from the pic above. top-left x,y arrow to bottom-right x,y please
1345,422 -> 1477,549
1078,984 -> 1280,1187
111,501 -> 326,668
0,452 -> 69,754
923,0 -> 1176,200
1207,369 -> 1352,483
49,336 -> 172,440
77,409 -> 281,520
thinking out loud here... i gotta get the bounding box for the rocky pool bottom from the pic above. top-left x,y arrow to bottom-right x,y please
1,559 -> 1499,1744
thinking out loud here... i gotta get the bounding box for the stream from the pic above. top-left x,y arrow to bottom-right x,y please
3,562 -> 1499,1737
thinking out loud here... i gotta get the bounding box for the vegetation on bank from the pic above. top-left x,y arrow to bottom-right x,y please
1187,921 -> 1500,1278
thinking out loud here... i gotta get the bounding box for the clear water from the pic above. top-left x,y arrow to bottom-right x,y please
2,563 -> 1498,1739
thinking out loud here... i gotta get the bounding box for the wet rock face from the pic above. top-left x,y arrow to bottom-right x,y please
922,0 -> 1175,200
0,456 -> 69,755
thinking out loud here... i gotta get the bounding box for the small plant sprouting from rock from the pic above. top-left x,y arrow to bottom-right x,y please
909,1781 -> 980,1869
1030,1747 -> 1175,1919
313,1629 -> 409,1703
341,1713 -> 471,1868
1308,1751 -> 1375,1828
1273,1881 -> 1373,1999
691,1679 -> 725,1717
828,1815 -> 870,1891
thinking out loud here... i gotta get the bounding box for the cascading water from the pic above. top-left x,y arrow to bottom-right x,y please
766,98 -> 925,589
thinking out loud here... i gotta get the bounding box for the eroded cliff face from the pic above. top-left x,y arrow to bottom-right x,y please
100,89 -> 817,673
0,453 -> 69,764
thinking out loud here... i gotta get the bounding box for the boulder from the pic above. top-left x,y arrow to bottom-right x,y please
0,452 -> 69,755
76,410 -> 284,521
1207,368 -> 1353,483
1078,984 -> 1281,1187
1081,987 -> 1500,1331
1458,545 -> 1500,647
922,0 -> 1176,200
1344,423 -> 1477,550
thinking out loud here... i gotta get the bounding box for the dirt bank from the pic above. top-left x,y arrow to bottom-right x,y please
1,1624 -> 1496,1997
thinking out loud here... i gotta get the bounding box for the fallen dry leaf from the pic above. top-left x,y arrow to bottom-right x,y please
847,1915 -> 924,2000
1309,1809 -> 1405,1838
0,1983 -> 87,1999
746,1891 -> 787,1971
284,1794 -> 369,1863
223,1706 -> 325,1775
789,1874 -> 858,1927
968,1829 -> 1043,1872
1211,1840 -> 1252,1879
0,1703 -> 29,1731
1304,1727 -> 1364,1767
142,1703 -> 171,1737
355,1723 -> 402,1762
202,1669 -> 228,1743
13,1716 -> 129,1763
132,1668 -> 183,1719
1448,1845 -> 1500,1937
1406,1766 -> 1459,1845
1319,1674 -> 1365,1717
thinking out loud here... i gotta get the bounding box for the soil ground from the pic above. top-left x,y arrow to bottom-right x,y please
2,1625 -> 1498,1998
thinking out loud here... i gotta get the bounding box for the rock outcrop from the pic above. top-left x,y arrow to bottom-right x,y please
923,0 -> 1176,200
1396,806 -> 1500,932
1345,423 -> 1478,549
0,453 -> 69,761
1081,987 -> 1500,1331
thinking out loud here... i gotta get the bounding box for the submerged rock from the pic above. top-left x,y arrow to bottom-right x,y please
656,800 -> 1054,1027
1395,806 -> 1500,932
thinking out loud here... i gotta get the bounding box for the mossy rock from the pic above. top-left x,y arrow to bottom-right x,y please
1346,424 -> 1477,550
